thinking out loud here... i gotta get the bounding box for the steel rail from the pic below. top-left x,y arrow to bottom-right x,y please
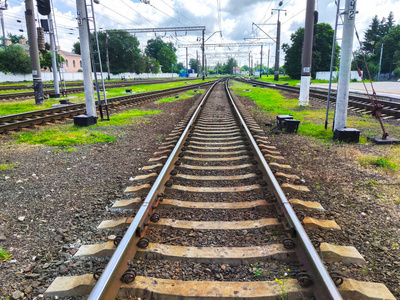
237,77 -> 400,117
88,79 -> 223,300
225,79 -> 342,300
0,78 -> 200,100
0,81 -> 215,133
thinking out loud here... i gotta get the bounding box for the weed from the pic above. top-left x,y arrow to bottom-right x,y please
158,134 -> 163,143
0,163 -> 18,172
275,266 -> 290,299
393,243 -> 399,249
250,263 -> 271,277
0,247 -> 13,261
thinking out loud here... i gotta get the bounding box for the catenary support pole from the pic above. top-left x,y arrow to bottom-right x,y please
267,47 -> 270,77
48,12 -> 59,95
324,0 -> 340,129
299,0 -> 315,106
202,29 -> 205,80
333,0 -> 357,131
378,43 -> 383,81
76,0 -> 96,118
25,0 -> 44,104
186,47 -> 188,77
105,32 -> 110,80
260,44 -> 263,78
274,13 -> 281,81
0,9 -> 6,48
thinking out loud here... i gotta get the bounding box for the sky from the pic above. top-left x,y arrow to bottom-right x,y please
2,0 -> 400,68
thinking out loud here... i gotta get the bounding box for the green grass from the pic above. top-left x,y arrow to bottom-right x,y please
0,163 -> 17,172
231,80 -> 400,143
359,156 -> 399,172
157,89 -> 205,103
14,108 -> 162,147
0,79 -> 214,117
0,247 -> 13,261
253,75 -> 370,86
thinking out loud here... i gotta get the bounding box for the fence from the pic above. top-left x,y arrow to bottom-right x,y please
315,71 -> 362,81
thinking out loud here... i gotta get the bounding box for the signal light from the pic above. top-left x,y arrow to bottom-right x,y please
37,0 -> 51,16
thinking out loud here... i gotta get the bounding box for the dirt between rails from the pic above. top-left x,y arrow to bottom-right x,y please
233,91 -> 400,298
0,93 -> 203,299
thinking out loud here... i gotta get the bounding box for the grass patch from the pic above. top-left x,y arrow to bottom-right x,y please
0,247 -> 13,261
0,79 -> 214,117
359,156 -> 399,172
14,108 -> 161,147
15,129 -> 116,146
0,163 -> 17,172
157,89 -> 204,103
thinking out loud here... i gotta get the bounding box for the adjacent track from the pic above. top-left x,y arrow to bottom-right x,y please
237,77 -> 400,119
45,79 -> 395,299
0,80 -> 214,134
0,77 -> 200,102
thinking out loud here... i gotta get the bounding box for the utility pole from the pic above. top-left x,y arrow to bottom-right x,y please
333,0 -> 357,132
48,12 -> 60,96
260,45 -> 263,78
105,32 -> 110,80
196,50 -> 199,77
75,0 -> 97,124
267,47 -> 270,77
186,47 -> 188,77
299,0 -> 315,106
378,43 -> 384,81
205,55 -> 207,77
202,29 -> 205,80
25,0 -> 44,104
272,6 -> 286,81
0,0 -> 7,48
248,52 -> 251,76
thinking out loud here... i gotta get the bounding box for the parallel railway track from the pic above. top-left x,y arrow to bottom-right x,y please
0,80 -> 214,134
44,79 -> 395,299
0,78 -> 200,102
237,77 -> 400,119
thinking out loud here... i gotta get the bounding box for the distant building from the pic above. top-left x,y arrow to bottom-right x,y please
232,67 -> 240,75
59,50 -> 82,72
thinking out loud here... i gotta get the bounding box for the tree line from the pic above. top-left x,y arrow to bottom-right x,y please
282,12 -> 399,80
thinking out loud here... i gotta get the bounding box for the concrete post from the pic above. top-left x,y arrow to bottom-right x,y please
186,47 -> 188,77
333,0 -> 357,131
260,44 -> 263,78
25,0 -> 44,104
299,0 -> 315,106
76,0 -> 96,118
105,32 -> 110,80
48,12 -> 59,95
202,29 -> 205,80
274,12 -> 281,81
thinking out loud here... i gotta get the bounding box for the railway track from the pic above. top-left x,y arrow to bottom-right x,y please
0,78 -> 199,102
237,77 -> 400,120
0,80 -> 214,134
44,79 -> 395,299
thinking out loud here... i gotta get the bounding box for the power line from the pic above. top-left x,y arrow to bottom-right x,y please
159,0 -> 200,26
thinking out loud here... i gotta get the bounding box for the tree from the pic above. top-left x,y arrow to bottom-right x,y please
189,58 -> 198,73
177,62 -> 185,72
40,52 -> 65,71
72,31 -> 142,74
377,25 -> 400,74
145,37 -> 176,60
0,44 -> 31,74
142,56 -> 160,73
363,15 -> 381,55
223,57 -> 238,75
282,23 -> 340,79
7,33 -> 27,44
157,46 -> 177,73
241,65 -> 249,71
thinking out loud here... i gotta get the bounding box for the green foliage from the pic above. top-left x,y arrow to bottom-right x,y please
40,52 -> 65,71
241,65 -> 249,71
158,46 -> 178,73
157,90 -> 204,103
0,45 -> 31,74
282,23 -> 340,79
224,57 -> 238,75
145,37 -> 176,60
7,33 -> 26,44
189,58 -> 198,73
